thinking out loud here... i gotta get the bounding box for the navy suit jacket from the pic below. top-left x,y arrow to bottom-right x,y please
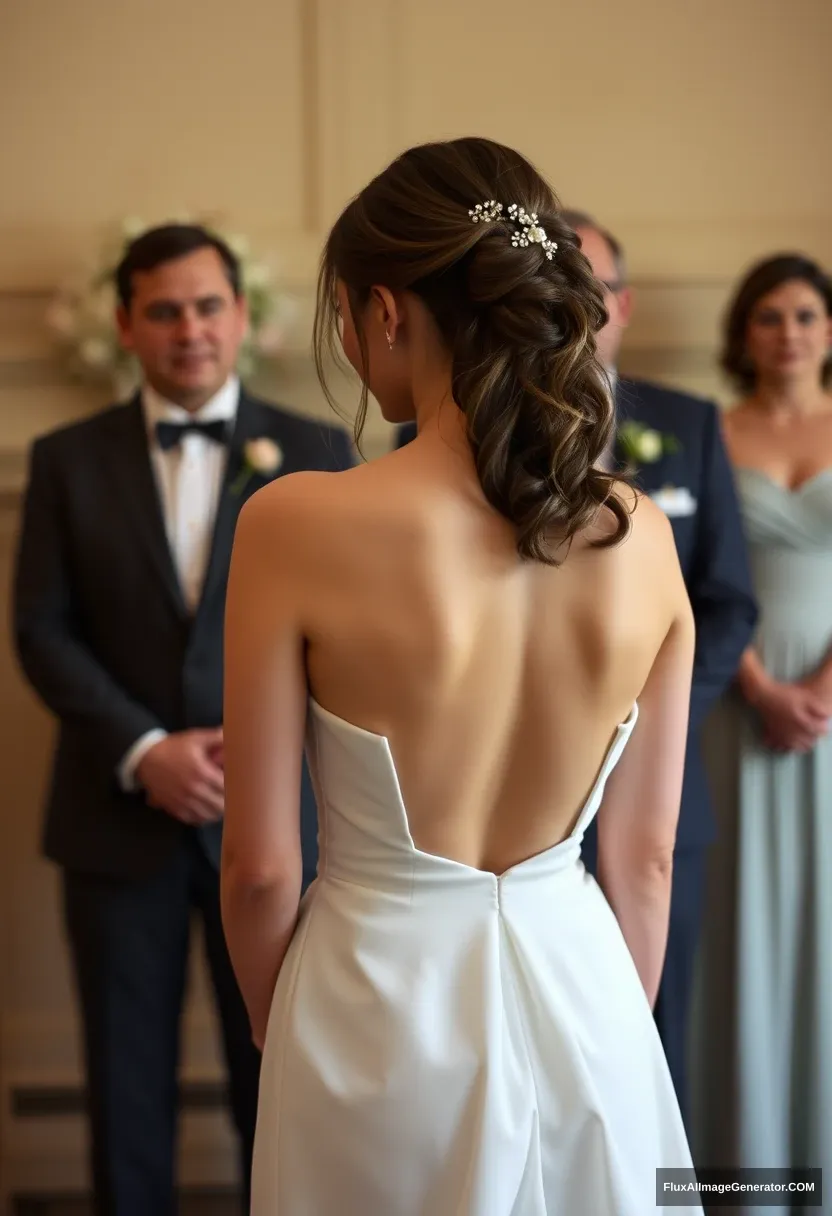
14,389 -> 354,887
395,379 -> 757,851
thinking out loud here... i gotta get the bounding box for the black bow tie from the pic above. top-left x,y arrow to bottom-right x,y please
155,419 -> 229,451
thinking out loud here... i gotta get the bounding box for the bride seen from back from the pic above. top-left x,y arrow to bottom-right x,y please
221,137 -> 698,1215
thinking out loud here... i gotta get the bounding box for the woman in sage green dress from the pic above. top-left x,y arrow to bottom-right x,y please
690,253 -> 832,1212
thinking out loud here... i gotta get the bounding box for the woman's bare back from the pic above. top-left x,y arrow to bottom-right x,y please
249,431 -> 686,876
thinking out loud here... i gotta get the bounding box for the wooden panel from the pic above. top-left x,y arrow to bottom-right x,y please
0,0 -> 310,289
315,0 -> 402,227
392,0 -> 831,277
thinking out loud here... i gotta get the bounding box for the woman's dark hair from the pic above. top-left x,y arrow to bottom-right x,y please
721,253 -> 832,392
115,224 -> 242,309
313,137 -> 631,565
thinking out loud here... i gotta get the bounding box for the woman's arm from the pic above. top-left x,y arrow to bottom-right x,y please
221,480 -> 310,1048
596,518 -> 695,1007
736,646 -> 773,706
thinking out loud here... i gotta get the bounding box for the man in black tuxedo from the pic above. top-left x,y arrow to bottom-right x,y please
394,212 -> 757,1129
13,224 -> 354,1214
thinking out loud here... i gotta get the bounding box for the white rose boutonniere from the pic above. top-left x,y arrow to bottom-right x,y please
618,420 -> 680,475
231,437 -> 283,494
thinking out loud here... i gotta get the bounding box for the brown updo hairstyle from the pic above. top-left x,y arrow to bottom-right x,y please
313,137 -> 631,566
721,253 -> 832,393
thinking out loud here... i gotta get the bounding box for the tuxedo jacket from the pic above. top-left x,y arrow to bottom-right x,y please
13,389 -> 354,882
395,379 -> 757,850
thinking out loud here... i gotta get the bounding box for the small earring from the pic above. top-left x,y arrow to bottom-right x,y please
386,331 -> 394,351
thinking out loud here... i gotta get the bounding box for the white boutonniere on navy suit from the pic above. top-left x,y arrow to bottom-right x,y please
617,421 -> 696,518
617,420 -> 680,474
230,437 -> 283,495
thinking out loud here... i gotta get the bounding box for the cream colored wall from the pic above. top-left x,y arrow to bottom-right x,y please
1,0 -> 830,1202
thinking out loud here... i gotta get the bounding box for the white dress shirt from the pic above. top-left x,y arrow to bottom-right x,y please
118,376 -> 240,790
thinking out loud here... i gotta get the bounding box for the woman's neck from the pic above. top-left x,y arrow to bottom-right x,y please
750,375 -> 830,418
410,356 -> 466,440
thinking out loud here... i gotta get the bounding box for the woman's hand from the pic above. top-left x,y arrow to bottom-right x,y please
756,679 -> 829,753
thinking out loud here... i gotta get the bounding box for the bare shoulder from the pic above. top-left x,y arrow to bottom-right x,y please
588,480 -> 673,557
627,487 -> 677,549
233,461 -> 385,577
238,463 -> 362,526
606,486 -> 688,608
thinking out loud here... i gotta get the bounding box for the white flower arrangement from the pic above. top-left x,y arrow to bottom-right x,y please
46,215 -> 297,394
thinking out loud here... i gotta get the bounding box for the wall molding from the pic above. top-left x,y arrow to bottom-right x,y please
1,1008 -> 227,1085
0,279 -> 734,384
0,362 -> 69,390
0,450 -> 27,505
0,1011 -> 237,1205
5,1123 -> 238,1201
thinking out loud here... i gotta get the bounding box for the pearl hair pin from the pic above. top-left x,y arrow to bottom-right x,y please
468,200 -> 558,260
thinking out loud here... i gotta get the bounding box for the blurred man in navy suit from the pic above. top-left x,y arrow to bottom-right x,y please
14,224 -> 354,1213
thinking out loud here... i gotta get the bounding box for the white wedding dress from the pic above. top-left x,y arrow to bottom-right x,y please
251,697 -> 700,1215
